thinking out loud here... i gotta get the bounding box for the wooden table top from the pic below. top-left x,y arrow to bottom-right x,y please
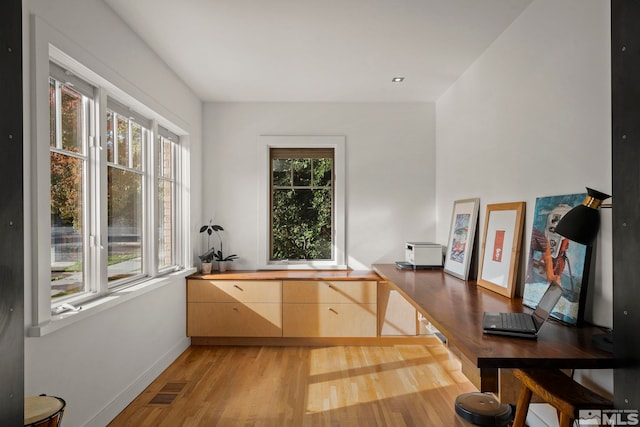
188,269 -> 381,281
373,264 -> 614,370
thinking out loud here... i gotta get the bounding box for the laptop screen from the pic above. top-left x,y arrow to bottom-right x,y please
532,281 -> 563,329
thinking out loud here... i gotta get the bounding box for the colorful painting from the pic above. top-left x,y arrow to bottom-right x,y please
492,230 -> 505,262
522,193 -> 590,325
449,213 -> 470,264
444,198 -> 480,280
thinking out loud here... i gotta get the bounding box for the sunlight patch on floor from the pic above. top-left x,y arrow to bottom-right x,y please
305,345 -> 461,413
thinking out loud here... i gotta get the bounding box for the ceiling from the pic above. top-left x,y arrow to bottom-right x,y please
105,0 -> 532,103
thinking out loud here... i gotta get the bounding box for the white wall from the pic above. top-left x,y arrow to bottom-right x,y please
22,0 -> 202,425
437,0 -> 611,327
202,103 -> 435,270
436,0 -> 612,422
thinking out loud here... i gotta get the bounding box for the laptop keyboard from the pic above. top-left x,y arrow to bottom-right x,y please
500,313 -> 536,331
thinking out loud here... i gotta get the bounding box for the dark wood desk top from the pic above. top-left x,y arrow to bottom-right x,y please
373,264 -> 614,370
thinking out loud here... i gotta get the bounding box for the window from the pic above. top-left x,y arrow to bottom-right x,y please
49,76 -> 91,299
270,148 -> 334,261
259,136 -> 346,269
106,103 -> 147,285
157,128 -> 179,271
47,59 -> 185,308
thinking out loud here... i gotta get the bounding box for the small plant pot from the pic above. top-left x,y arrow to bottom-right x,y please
201,262 -> 213,274
218,261 -> 228,272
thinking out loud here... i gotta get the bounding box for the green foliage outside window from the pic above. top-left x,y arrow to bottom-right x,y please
271,156 -> 333,260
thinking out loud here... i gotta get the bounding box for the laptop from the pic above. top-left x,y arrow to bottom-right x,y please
482,281 -> 563,339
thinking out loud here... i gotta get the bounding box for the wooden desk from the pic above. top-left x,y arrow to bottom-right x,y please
373,264 -> 614,401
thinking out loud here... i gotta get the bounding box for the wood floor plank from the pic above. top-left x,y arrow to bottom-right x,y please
109,339 -> 477,426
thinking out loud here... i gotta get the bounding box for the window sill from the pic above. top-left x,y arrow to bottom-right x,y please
27,267 -> 197,337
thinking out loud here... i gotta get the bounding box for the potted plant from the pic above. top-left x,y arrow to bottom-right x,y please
198,224 -> 216,274
199,221 -> 238,272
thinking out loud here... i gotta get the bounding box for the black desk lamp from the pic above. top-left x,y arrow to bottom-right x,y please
555,187 -> 611,245
554,187 -> 612,352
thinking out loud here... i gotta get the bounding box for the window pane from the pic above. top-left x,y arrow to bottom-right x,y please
272,159 -> 291,186
50,152 -> 85,299
313,158 -> 332,187
157,135 -> 176,270
131,122 -> 142,170
117,116 -> 129,166
161,138 -> 174,179
271,188 -> 332,260
158,179 -> 174,269
106,111 -> 114,163
108,166 -> 142,282
292,158 -> 311,186
60,85 -> 84,154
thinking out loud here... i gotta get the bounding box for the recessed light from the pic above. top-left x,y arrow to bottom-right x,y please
392,77 -> 404,82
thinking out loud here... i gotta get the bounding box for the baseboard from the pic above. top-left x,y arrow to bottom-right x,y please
85,336 -> 191,427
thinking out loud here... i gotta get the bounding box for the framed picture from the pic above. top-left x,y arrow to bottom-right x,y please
444,198 -> 480,280
522,193 -> 590,325
477,202 -> 526,298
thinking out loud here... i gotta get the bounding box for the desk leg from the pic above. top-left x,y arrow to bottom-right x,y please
498,369 -> 522,403
498,369 -> 543,404
455,348 -> 498,392
479,368 -> 498,392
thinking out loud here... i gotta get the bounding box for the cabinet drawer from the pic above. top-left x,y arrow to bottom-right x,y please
283,303 -> 377,337
187,280 -> 282,303
283,280 -> 377,304
187,302 -> 282,337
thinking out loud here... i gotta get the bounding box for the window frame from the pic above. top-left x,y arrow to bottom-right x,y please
49,76 -> 93,300
258,135 -> 346,270
104,101 -> 151,289
156,127 -> 179,273
31,37 -> 190,333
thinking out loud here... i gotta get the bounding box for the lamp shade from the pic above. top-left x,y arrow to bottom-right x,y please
554,187 -> 611,245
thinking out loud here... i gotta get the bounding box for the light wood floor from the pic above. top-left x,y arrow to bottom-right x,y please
109,338 -> 477,426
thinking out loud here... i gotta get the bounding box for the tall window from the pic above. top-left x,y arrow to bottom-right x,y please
270,148 -> 334,261
49,76 -> 90,299
157,128 -> 178,270
106,102 -> 148,285
47,60 -> 183,307
259,135 -> 346,269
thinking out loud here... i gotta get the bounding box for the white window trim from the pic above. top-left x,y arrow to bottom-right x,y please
258,135 -> 346,270
30,16 -> 192,335
27,268 -> 196,337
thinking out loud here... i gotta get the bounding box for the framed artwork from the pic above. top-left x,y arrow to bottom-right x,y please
444,198 -> 480,280
477,202 -> 526,298
522,193 -> 590,325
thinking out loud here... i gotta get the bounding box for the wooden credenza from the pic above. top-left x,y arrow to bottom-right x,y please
186,270 -> 430,344
187,280 -> 282,337
282,280 -> 377,337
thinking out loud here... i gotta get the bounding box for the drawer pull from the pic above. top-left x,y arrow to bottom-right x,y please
232,307 -> 239,312
328,307 -> 338,314
233,284 -> 244,291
